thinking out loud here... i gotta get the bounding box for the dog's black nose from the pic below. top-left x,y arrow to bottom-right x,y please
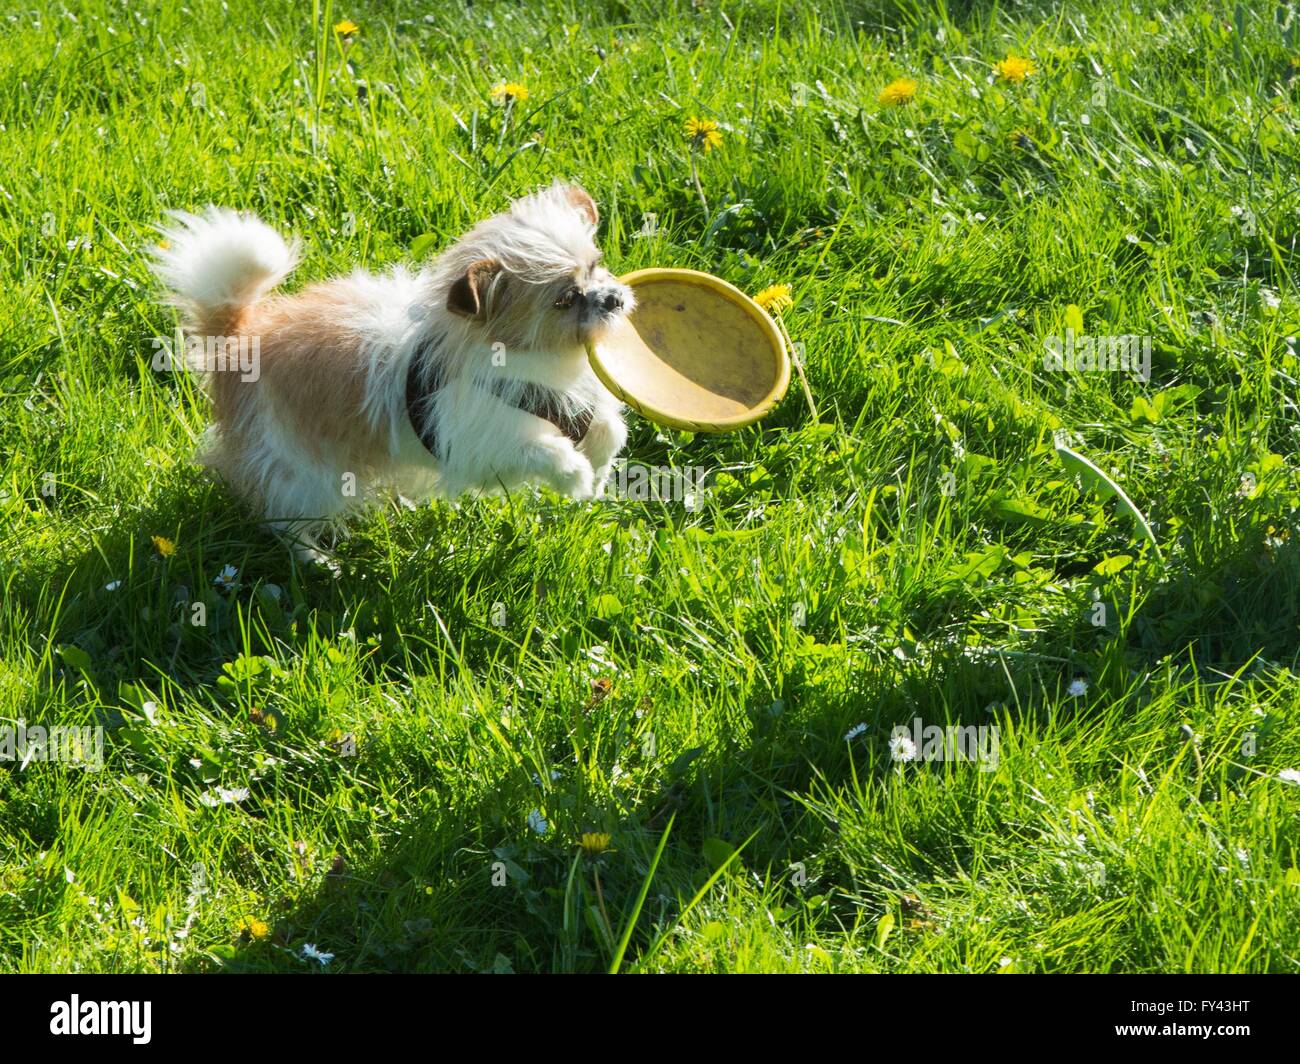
601,290 -> 623,312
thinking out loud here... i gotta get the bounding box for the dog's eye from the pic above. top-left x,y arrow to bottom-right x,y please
554,287 -> 579,310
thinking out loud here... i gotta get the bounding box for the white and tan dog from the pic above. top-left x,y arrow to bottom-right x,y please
152,183 -> 632,559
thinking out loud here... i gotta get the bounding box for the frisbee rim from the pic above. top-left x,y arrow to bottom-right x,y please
585,267 -> 791,433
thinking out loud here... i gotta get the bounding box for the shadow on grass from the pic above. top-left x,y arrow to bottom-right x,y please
177,530 -> 1300,972
10,462 -> 1300,971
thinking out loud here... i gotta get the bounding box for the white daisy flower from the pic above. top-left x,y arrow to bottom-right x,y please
527,809 -> 548,834
301,943 -> 334,966
889,734 -> 917,762
198,786 -> 250,807
1067,678 -> 1089,698
843,723 -> 868,741
213,564 -> 239,589
585,643 -> 618,674
105,580 -> 122,591
1277,768 -> 1300,785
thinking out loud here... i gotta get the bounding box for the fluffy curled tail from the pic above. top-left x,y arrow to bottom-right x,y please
151,207 -> 297,332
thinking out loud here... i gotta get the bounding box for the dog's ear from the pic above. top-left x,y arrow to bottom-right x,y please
447,258 -> 502,319
562,184 -> 599,226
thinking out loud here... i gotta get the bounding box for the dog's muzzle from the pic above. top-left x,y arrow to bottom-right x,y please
576,284 -> 628,316
578,285 -> 632,336
588,286 -> 626,313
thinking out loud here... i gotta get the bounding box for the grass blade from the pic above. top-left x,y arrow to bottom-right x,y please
608,814 -> 675,975
1055,441 -> 1163,563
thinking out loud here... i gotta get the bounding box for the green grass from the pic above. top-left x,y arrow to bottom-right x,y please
2,0 -> 1299,973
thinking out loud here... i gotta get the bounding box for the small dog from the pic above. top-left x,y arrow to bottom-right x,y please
152,182 -> 633,559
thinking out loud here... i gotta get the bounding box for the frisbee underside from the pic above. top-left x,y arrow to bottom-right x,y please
587,269 -> 790,432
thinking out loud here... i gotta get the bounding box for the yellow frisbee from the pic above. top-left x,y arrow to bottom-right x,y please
586,268 -> 791,432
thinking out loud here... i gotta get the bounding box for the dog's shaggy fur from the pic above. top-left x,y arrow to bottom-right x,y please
152,183 -> 633,559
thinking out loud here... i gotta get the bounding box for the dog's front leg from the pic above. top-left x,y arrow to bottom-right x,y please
578,408 -> 628,494
446,404 -> 599,499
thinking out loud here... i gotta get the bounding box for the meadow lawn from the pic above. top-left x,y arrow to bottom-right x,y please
1,0 -> 1299,972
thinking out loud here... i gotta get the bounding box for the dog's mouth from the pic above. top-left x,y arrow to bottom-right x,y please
578,307 -> 628,342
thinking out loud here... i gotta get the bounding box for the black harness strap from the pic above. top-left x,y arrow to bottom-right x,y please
508,383 -> 594,447
405,341 -> 592,459
405,339 -> 447,457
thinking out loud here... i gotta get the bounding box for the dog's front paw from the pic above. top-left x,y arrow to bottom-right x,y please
546,449 -> 597,499
579,415 -> 627,498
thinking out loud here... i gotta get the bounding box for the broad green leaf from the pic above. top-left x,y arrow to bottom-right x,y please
943,546 -> 1008,585
1093,555 -> 1133,577
700,920 -> 727,943
987,492 -> 1052,526
59,645 -> 92,673
1129,396 -> 1160,424
409,233 -> 439,259
702,836 -> 736,871
876,912 -> 896,949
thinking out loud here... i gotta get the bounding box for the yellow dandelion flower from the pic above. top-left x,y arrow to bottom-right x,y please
684,116 -> 724,153
151,535 -> 176,558
994,55 -> 1035,83
237,916 -> 269,941
754,283 -> 794,314
334,20 -> 359,36
878,77 -> 918,107
579,832 -> 612,856
491,81 -> 529,105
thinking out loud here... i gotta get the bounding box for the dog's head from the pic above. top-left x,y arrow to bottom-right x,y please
441,182 -> 634,353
